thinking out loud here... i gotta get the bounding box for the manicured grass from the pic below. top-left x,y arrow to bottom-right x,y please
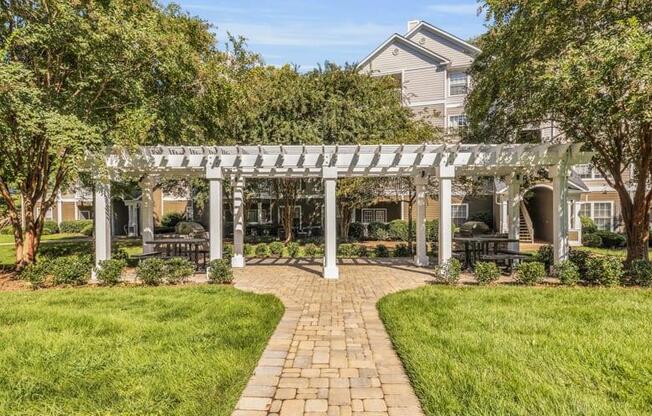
0,286 -> 283,415
0,233 -> 87,245
575,246 -> 652,258
378,286 -> 652,416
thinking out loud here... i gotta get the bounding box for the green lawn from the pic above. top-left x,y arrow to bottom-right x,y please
378,286 -> 652,416
0,233 -> 88,245
0,286 -> 283,416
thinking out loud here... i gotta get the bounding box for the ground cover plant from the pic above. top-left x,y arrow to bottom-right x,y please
378,286 -> 652,416
0,286 -> 283,416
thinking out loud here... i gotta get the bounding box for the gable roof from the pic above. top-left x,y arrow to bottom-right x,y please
356,33 -> 450,70
405,21 -> 482,56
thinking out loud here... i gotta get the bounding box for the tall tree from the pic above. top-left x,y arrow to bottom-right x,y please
467,0 -> 652,262
0,0 -> 238,269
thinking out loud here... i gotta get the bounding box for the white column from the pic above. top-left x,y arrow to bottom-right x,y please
506,173 -> 522,252
574,200 -> 582,245
322,167 -> 338,279
232,175 -> 245,268
140,176 -> 155,254
207,168 -> 224,262
437,165 -> 455,265
92,181 -> 111,282
414,173 -> 429,266
56,192 -> 63,225
551,164 -> 570,264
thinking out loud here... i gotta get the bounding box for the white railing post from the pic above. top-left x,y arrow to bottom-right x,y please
232,175 -> 245,268
437,164 -> 455,265
207,168 -> 223,262
92,180 -> 112,282
551,164 -> 570,264
140,176 -> 155,254
414,172 -> 429,266
322,167 -> 339,279
506,173 -> 522,251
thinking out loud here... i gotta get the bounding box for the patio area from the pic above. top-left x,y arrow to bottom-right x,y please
231,261 -> 433,415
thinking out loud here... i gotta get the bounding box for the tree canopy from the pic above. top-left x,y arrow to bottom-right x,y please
467,0 -> 652,261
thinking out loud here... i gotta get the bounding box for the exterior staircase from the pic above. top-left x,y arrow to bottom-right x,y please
519,202 -> 534,243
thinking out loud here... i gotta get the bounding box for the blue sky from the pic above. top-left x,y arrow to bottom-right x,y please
163,1 -> 487,70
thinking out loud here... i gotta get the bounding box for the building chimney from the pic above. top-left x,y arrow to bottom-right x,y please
407,20 -> 420,32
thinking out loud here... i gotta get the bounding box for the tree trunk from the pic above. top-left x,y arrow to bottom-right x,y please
338,204 -> 352,241
407,189 -> 415,255
615,182 -> 651,264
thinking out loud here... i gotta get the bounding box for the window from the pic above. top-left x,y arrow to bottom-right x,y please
78,209 -> 92,220
575,164 -> 604,179
278,205 -> 302,229
361,208 -> 387,224
247,202 -> 272,224
451,204 -> 468,227
579,202 -> 613,230
448,115 -> 467,129
247,208 -> 259,223
449,72 -> 468,95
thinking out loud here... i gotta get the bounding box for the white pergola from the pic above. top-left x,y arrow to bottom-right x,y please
91,143 -> 592,279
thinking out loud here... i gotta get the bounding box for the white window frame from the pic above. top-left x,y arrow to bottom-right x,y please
575,164 -> 604,179
579,201 -> 614,231
278,205 -> 302,230
78,209 -> 92,220
451,203 -> 468,225
448,114 -> 467,129
360,208 -> 387,224
449,72 -> 468,96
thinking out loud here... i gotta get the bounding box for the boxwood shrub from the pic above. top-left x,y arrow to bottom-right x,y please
59,220 -> 93,234
269,241 -> 285,257
374,244 -> 390,258
368,222 -> 389,241
388,220 -> 410,241
286,242 -> 301,258
303,243 -> 320,257
436,258 -> 462,285
555,260 -> 580,286
95,258 -> 127,286
348,222 -> 365,241
515,261 -> 546,285
20,261 -> 49,289
136,258 -> 167,286
628,260 -> 652,287
50,255 -> 92,286
255,243 -> 271,257
42,220 -> 60,235
393,243 -> 411,257
165,257 -> 195,284
586,256 -> 624,286
582,233 -> 602,247
474,261 -> 500,284
208,259 -> 233,284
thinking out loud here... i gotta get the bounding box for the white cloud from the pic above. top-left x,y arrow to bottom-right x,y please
427,3 -> 481,16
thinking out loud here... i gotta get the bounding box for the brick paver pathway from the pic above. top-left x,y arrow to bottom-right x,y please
232,259 -> 433,416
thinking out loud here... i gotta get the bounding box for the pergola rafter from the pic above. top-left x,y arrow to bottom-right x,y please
91,143 -> 593,279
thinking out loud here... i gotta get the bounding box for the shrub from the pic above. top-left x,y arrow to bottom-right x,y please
137,258 -> 167,286
166,257 -> 195,284
244,244 -> 255,257
175,221 -> 204,235
208,259 -> 233,284
51,255 -> 92,285
374,244 -> 389,258
388,220 -> 409,241
555,260 -> 580,286
628,260 -> 652,287
286,242 -> 301,258
426,219 -> 439,242
80,223 -> 93,236
20,261 -> 49,289
586,256 -> 624,286
357,245 -> 369,257
161,212 -> 184,228
222,243 -> 234,262
95,258 -> 126,286
368,222 -> 389,241
39,241 -> 92,258
568,249 -> 591,278
474,261 -> 500,284
0,226 -> 13,235
436,258 -> 462,284
580,216 -> 597,234
42,220 -> 59,235
304,243 -> 320,257
348,222 -> 365,241
255,243 -> 270,257
269,241 -> 285,257
393,243 -> 411,257
59,219 -> 93,234
594,230 -> 626,249
582,233 -> 602,248
535,245 -> 554,271
112,248 -> 129,262
338,243 -> 359,257
515,261 -> 546,285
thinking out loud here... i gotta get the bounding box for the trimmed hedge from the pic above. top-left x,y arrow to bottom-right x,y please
59,220 -> 93,234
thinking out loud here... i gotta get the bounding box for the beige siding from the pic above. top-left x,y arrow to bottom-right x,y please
61,202 -> 76,221
402,67 -> 445,103
407,28 -> 475,67
362,39 -> 442,74
411,104 -> 444,127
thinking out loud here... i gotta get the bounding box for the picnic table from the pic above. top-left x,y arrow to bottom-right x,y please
453,236 -> 522,269
143,237 -> 209,269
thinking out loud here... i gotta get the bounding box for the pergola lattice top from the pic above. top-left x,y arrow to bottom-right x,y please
105,143 -> 591,178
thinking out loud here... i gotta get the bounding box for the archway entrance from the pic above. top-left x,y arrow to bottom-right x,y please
524,185 -> 553,243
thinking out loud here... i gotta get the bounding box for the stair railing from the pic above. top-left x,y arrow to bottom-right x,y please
520,201 -> 534,243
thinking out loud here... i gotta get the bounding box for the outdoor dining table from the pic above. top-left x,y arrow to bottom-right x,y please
453,236 -> 521,269
143,238 -> 208,269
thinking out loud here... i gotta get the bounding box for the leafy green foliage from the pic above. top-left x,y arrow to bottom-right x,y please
515,262 -> 546,285
535,245 -> 554,271
222,243 -> 234,262
348,222 -> 366,241
583,233 -> 603,248
388,220 -> 410,241
50,255 -> 92,286
393,243 -> 411,257
208,259 -> 233,284
136,258 -> 167,286
555,260 -> 580,286
286,242 -> 301,258
165,257 -> 195,284
569,249 -> 592,278
594,231 -> 626,249
627,260 -> 652,287
474,261 -> 501,284
436,258 -> 462,285
337,244 -> 359,257
255,243 -> 270,257
268,241 -> 285,257
580,216 -> 598,234
374,244 -> 390,258
19,261 -> 49,289
303,243 -> 320,257
59,220 -> 93,234
42,221 -> 59,235
161,212 -> 185,228
95,259 -> 127,286
368,222 -> 389,241
587,256 -> 624,286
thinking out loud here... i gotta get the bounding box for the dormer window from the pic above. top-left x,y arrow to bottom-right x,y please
449,72 -> 468,96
